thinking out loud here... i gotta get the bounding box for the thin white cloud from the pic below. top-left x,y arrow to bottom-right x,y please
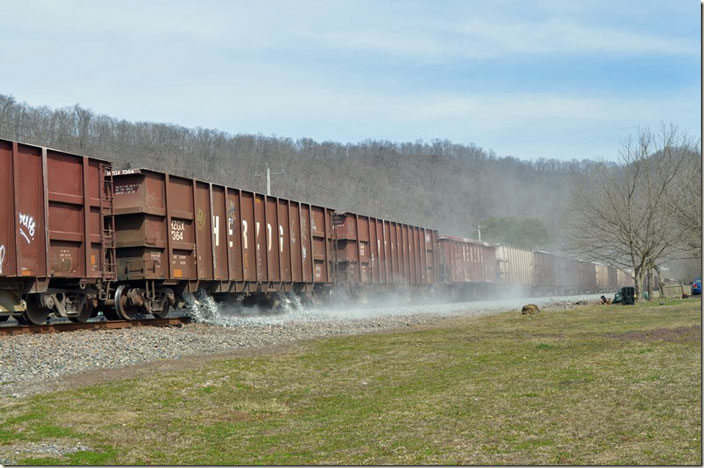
299,17 -> 696,61
454,17 -> 695,56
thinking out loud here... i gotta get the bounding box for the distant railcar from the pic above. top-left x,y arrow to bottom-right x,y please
578,260 -> 598,293
495,245 -> 534,294
617,269 -> 635,288
558,256 -> 584,294
595,263 -> 609,290
333,212 -> 438,296
532,250 -> 562,295
437,236 -> 497,299
607,265 -> 619,290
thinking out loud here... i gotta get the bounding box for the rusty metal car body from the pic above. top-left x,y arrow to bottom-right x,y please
110,168 -> 334,317
0,139 -> 115,324
333,212 -> 438,296
436,236 -> 497,299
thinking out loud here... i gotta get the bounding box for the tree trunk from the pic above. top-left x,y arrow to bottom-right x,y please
633,267 -> 641,303
646,268 -> 653,300
653,265 -> 664,299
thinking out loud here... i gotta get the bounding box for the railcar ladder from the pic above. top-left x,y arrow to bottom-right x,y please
99,164 -> 117,280
330,212 -> 339,283
332,213 -> 346,283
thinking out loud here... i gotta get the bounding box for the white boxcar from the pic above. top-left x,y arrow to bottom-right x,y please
495,245 -> 534,287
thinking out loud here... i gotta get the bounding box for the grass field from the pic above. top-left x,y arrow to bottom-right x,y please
1,298 -> 701,465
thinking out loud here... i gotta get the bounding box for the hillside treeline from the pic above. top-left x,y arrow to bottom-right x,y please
0,94 -> 595,248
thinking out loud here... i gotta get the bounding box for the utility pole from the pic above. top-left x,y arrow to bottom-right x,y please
254,163 -> 285,196
477,224 -> 482,242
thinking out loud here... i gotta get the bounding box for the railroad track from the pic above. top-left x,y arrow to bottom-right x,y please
0,317 -> 192,336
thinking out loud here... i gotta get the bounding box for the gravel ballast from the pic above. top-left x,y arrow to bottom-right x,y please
0,293 -> 602,399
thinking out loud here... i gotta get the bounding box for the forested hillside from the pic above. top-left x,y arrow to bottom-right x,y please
0,95 -> 594,250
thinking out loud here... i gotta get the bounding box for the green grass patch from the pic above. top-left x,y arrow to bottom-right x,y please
536,342 -> 556,350
0,298 -> 700,464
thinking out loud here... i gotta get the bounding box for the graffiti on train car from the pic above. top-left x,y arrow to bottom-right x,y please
0,244 -> 5,274
227,202 -> 236,248
196,209 -> 206,230
18,212 -> 36,244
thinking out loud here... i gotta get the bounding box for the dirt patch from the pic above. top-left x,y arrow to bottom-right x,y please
608,325 -> 701,343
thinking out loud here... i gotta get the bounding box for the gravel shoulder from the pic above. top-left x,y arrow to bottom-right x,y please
0,294 -> 601,399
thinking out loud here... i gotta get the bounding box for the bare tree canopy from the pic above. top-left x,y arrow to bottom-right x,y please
0,94 -> 599,250
566,124 -> 701,300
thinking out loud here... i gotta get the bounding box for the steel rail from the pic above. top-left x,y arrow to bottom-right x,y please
0,317 -> 191,336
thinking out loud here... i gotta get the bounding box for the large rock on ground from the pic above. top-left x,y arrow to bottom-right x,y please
521,304 -> 540,315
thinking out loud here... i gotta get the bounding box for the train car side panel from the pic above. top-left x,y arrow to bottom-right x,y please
277,199 -> 291,283
194,182 -> 213,280
438,237 -> 496,285
1,141 -> 112,284
212,186 -> 228,280
334,212 -> 438,288
14,143 -> 47,278
225,189 -> 243,281
288,202 -> 302,283
239,191 -> 256,282
607,266 -> 618,290
0,140 -> 16,278
496,245 -> 534,289
595,264 -> 609,290
265,197 -> 280,282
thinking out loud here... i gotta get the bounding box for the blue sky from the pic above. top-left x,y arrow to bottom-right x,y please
0,0 -> 698,160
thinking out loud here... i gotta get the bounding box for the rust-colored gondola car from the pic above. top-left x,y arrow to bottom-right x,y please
0,139 -> 115,324
333,212 -> 438,296
110,168 -> 335,318
437,236 -> 497,299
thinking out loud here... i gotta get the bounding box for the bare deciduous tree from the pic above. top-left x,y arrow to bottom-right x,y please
567,124 -> 699,301
667,148 -> 702,258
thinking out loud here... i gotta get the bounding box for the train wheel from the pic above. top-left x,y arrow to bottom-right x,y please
152,301 -> 170,319
69,302 -> 94,323
18,302 -> 51,325
115,285 -> 142,320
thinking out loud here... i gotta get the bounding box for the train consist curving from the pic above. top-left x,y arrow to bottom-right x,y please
0,139 -> 634,325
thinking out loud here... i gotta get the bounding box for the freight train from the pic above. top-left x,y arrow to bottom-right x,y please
0,139 -> 634,325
